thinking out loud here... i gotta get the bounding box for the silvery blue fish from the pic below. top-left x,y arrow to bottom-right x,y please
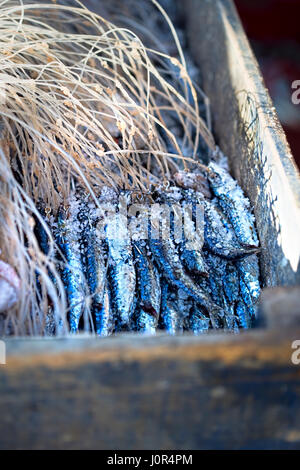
160,280 -> 184,334
149,192 -> 218,310
35,204 -> 51,256
205,252 -> 226,304
149,234 -> 219,314
179,193 -> 208,277
235,299 -> 252,329
204,199 -> 259,260
97,282 -> 113,336
223,263 -> 240,304
207,162 -> 259,247
223,301 -> 239,331
189,305 -> 210,334
78,197 -> 113,336
106,211 -> 136,329
237,254 -> 261,322
56,195 -> 87,333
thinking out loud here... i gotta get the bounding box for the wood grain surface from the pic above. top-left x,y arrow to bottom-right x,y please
1,0 -> 300,450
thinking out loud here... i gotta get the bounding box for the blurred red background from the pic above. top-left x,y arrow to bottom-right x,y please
234,0 -> 300,168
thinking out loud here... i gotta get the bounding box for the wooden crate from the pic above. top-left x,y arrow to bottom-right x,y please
1,0 -> 300,450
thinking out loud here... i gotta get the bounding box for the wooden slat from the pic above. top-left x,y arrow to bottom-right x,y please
185,0 -> 300,287
1,328 -> 300,449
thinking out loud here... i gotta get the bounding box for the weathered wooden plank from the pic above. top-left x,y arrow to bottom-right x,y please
185,0 -> 300,287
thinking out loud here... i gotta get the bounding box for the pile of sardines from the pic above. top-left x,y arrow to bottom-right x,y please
36,161 -> 261,336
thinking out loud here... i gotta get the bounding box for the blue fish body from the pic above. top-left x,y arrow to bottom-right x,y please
106,213 -> 136,329
160,281 -> 183,334
56,200 -> 87,333
81,210 -> 113,336
223,263 -> 240,304
235,299 -> 252,329
223,301 -> 239,331
149,236 -> 217,312
207,162 -> 259,247
204,199 -> 259,260
133,242 -> 161,334
237,254 -> 261,322
96,284 -> 113,336
205,253 -> 226,302
180,246 -> 208,277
